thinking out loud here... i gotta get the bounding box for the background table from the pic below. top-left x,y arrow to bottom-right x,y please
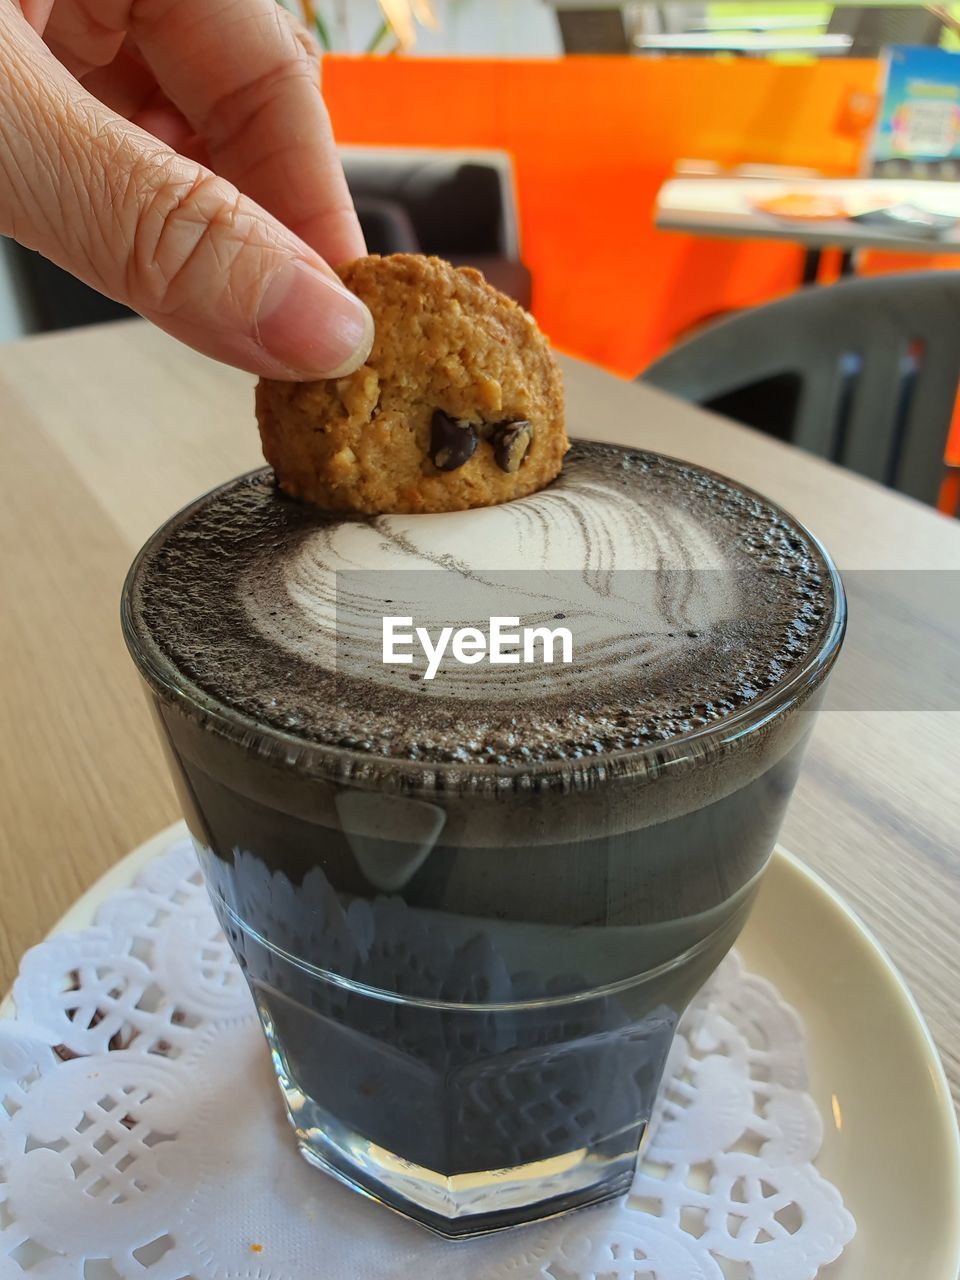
656,176 -> 960,281
636,31 -> 850,53
0,319 -> 958,1112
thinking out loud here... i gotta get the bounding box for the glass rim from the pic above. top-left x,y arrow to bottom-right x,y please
121,451 -> 847,790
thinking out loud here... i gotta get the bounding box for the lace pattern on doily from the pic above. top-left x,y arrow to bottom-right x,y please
1,834 -> 854,1280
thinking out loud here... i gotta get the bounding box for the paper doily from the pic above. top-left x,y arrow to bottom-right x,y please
0,834 -> 855,1279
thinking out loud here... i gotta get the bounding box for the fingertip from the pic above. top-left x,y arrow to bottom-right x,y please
256,260 -> 374,380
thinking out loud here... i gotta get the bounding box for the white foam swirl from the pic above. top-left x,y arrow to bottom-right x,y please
242,467 -> 740,699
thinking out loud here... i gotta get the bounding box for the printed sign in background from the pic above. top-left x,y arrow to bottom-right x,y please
870,45 -> 960,179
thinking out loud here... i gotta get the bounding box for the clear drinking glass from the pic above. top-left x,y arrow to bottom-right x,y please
121,454 -> 845,1237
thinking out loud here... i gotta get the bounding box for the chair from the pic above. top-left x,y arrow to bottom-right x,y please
353,198 -> 420,257
341,147 -> 532,308
549,3 -> 709,48
551,7 -> 633,53
641,272 -> 960,506
826,6 -> 944,56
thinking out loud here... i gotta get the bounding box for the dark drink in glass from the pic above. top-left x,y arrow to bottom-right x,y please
122,443 -> 844,1235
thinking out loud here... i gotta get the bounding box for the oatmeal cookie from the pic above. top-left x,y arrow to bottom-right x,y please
256,254 -> 568,513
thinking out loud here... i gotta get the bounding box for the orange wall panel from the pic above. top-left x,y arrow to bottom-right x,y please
323,55 -> 881,374
323,55 -> 958,474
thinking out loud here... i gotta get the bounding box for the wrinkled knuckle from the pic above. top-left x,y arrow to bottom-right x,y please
124,165 -> 249,315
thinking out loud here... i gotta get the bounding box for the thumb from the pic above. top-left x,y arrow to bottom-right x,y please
0,8 -> 372,380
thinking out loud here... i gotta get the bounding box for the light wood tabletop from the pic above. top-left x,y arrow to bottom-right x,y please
0,319 -> 958,1114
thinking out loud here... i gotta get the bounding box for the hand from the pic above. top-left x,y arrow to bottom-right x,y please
0,0 -> 373,379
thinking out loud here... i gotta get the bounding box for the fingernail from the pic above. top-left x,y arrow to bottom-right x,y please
257,260 -> 374,378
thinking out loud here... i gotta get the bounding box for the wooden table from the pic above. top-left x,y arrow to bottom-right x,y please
656,176 -> 960,281
1,320 -> 958,1112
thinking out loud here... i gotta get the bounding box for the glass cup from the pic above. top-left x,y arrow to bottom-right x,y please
121,458 -> 845,1237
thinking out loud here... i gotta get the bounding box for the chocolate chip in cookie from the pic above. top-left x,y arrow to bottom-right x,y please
431,411 -> 479,472
491,420 -> 533,473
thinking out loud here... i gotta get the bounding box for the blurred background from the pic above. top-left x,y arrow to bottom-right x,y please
2,0 -> 958,511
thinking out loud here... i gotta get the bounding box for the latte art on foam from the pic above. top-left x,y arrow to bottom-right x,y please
242,472 -> 738,698
131,444 -> 834,767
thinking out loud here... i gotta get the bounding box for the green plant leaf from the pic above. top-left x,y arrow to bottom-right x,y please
313,12 -> 332,50
365,18 -> 392,54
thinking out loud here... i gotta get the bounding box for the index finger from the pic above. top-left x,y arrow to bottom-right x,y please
128,0 -> 364,267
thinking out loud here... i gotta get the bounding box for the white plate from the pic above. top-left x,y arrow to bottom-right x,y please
738,854 -> 960,1280
6,823 -> 959,1279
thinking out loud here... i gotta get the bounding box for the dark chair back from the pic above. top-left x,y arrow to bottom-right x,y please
341,147 -> 531,307
641,271 -> 960,506
341,148 -> 520,261
554,8 -> 632,53
827,6 -> 943,55
353,198 -> 420,256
